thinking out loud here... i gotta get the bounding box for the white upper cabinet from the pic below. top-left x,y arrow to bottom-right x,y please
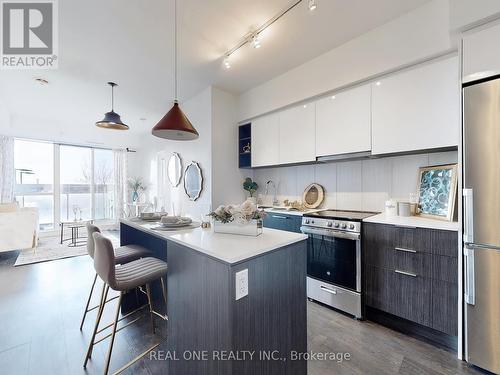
371,56 -> 459,155
279,103 -> 316,165
251,113 -> 280,167
315,84 -> 371,157
463,22 -> 500,83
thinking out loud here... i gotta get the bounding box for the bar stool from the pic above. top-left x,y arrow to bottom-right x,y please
83,232 -> 168,375
79,223 -> 151,330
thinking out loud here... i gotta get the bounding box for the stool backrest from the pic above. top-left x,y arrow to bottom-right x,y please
92,232 -> 116,288
86,223 -> 101,258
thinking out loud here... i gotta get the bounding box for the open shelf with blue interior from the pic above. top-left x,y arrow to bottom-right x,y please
239,123 -> 251,168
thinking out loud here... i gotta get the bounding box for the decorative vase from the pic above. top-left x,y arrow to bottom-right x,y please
247,196 -> 257,204
213,219 -> 263,236
132,191 -> 139,202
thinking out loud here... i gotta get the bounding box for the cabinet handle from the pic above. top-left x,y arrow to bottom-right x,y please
320,285 -> 337,295
271,215 -> 288,219
395,269 -> 417,277
395,225 -> 417,229
395,247 -> 417,253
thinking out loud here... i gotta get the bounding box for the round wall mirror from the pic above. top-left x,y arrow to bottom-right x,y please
303,183 -> 325,209
167,152 -> 182,187
184,162 -> 203,201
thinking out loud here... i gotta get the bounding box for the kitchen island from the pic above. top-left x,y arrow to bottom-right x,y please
120,219 -> 308,375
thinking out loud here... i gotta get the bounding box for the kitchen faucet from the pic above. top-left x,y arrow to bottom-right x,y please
265,180 -> 279,206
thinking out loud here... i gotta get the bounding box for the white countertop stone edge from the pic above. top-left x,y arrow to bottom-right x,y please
363,213 -> 459,231
120,219 -> 307,264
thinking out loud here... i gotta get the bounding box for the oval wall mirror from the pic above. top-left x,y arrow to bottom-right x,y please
303,183 -> 325,209
167,152 -> 182,187
184,162 -> 203,201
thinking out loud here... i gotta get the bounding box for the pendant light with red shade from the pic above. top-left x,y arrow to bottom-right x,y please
152,0 -> 199,140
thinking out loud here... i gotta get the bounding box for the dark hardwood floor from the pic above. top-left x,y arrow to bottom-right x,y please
0,248 -> 483,375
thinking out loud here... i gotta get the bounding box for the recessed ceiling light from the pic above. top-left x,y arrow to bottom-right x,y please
331,95 -> 336,100
35,78 -> 49,85
376,81 -> 381,86
303,104 -> 307,108
223,55 -> 231,69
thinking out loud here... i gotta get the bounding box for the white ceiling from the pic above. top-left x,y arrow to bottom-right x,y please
0,0 -> 431,145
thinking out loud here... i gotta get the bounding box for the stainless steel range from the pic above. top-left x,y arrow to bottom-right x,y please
301,210 -> 377,318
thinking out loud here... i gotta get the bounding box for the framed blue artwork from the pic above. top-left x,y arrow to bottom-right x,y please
416,164 -> 458,221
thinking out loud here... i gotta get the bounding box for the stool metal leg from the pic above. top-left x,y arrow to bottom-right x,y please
145,283 -> 155,334
80,273 -> 98,330
103,292 -> 123,375
84,283 -> 109,368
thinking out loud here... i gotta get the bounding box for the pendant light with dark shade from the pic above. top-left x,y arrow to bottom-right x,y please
96,82 -> 129,130
152,0 -> 199,140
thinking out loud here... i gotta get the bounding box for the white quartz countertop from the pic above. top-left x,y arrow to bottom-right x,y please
363,213 -> 459,231
121,219 -> 307,264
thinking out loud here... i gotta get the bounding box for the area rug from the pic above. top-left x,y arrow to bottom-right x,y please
14,230 -> 119,266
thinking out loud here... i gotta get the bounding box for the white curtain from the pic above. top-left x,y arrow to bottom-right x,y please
0,136 -> 15,203
113,149 -> 127,224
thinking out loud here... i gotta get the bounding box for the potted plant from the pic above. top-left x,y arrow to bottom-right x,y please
209,200 -> 267,236
243,177 -> 258,203
128,177 -> 146,202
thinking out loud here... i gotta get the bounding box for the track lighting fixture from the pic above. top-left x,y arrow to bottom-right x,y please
221,0 -> 320,70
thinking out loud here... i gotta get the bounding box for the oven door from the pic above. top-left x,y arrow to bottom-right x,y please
301,226 -> 361,292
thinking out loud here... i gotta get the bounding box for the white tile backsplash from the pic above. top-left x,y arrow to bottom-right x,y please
253,151 -> 457,211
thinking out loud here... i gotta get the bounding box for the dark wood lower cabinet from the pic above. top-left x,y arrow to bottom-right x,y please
363,222 -> 458,349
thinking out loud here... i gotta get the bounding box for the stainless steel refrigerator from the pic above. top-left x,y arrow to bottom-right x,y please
463,77 -> 500,374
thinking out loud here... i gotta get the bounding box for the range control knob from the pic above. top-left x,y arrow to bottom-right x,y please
349,224 -> 355,230
327,222 -> 333,227
334,222 -> 340,228
341,223 -> 347,229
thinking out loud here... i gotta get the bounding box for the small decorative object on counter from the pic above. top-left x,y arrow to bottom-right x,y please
398,202 -> 412,217
243,177 -> 258,203
242,143 -> 251,153
385,200 -> 398,216
209,200 -> 267,236
302,183 -> 325,209
128,177 -> 146,202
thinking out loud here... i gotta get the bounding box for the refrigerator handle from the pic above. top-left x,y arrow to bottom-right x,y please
464,246 -> 475,305
463,189 -> 474,244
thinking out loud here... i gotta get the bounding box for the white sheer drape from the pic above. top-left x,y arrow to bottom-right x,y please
113,149 -> 127,223
0,135 -> 15,203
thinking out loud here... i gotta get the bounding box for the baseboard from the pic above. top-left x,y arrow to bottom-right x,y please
365,306 -> 458,352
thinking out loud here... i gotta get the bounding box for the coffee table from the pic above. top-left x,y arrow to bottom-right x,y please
60,220 -> 94,247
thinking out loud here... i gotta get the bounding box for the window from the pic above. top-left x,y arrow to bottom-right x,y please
60,145 -> 92,221
14,140 -> 54,230
94,149 -> 114,221
13,139 -> 116,231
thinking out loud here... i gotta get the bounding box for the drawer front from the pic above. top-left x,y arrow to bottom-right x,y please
394,226 -> 431,253
392,270 -> 432,326
431,279 -> 458,336
431,230 -> 458,257
307,277 -> 362,318
394,249 -> 432,279
263,214 -> 301,233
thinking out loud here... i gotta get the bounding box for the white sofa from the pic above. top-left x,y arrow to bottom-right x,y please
0,203 -> 39,252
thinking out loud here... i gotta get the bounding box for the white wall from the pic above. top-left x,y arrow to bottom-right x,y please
127,87 -> 213,218
237,0 -> 454,121
211,87 -> 248,207
449,0 -> 500,31
252,151 -> 457,212
127,86 -> 246,218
